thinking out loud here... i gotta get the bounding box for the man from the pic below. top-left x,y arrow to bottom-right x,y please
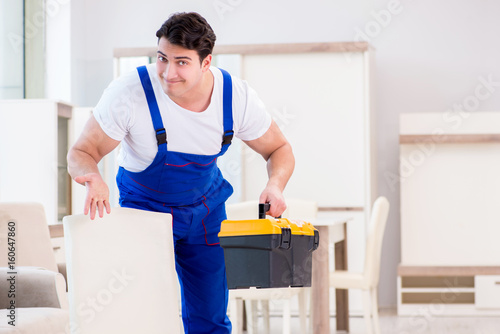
67,12 -> 294,334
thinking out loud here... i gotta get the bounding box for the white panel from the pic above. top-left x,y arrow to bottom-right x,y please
241,52 -> 367,207
0,100 -> 58,224
475,275 -> 500,309
46,1 -> 71,101
400,111 -> 500,135
401,143 -> 500,265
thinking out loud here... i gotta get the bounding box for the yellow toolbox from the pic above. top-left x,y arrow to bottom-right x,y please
218,203 -> 319,289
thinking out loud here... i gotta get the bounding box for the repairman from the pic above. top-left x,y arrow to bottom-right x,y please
67,12 -> 294,334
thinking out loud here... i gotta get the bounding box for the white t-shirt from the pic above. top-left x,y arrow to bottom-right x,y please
93,64 -> 272,172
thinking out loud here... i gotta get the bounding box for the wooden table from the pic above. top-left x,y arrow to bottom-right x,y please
312,217 -> 351,334
49,223 -> 64,238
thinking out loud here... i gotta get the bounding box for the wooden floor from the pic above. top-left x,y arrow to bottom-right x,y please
264,309 -> 500,334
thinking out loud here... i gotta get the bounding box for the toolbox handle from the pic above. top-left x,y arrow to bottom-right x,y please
258,203 -> 282,219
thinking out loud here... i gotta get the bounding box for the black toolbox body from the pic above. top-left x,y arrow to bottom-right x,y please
219,204 -> 319,289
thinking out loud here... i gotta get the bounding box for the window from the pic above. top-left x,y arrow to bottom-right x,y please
0,1 -> 24,99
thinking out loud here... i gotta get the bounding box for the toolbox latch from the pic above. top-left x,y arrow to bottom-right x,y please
312,230 -> 320,251
280,228 -> 292,249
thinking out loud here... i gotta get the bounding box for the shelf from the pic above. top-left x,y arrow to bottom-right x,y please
399,134 -> 500,144
400,288 -> 475,293
401,292 -> 474,304
401,275 -> 474,288
114,42 -> 371,58
398,265 -> 500,276
398,265 -> 500,314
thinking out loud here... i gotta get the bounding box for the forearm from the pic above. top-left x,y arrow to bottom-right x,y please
265,142 -> 295,191
67,147 -> 102,185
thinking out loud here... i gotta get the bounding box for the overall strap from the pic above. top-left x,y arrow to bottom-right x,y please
137,66 -> 167,150
219,68 -> 234,148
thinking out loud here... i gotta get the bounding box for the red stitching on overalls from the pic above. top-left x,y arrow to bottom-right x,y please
201,195 -> 220,246
165,158 -> 217,168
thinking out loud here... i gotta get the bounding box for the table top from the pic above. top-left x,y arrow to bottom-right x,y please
313,216 -> 353,226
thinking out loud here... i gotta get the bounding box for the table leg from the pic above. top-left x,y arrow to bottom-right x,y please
312,225 -> 330,334
335,224 -> 349,332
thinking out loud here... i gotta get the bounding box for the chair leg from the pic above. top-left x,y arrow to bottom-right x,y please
282,299 -> 291,334
298,289 -> 307,334
229,298 -> 243,334
262,300 -> 271,334
371,287 -> 381,334
247,300 -> 259,334
362,289 -> 373,334
308,288 -> 314,334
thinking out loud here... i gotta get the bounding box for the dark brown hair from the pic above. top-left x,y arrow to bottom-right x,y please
156,12 -> 216,63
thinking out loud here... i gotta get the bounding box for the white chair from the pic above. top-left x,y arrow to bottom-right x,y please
226,199 -> 317,334
63,207 -> 181,334
329,196 -> 390,334
0,202 -> 61,273
0,202 -> 70,334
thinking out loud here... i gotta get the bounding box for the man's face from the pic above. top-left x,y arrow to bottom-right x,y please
156,37 -> 210,99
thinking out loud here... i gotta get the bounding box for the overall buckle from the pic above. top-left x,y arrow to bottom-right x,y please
156,128 -> 167,146
222,130 -> 234,146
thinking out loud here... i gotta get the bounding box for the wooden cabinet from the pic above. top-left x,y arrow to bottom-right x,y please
216,42 -> 377,314
398,266 -> 500,316
0,99 -> 72,224
399,112 -> 500,315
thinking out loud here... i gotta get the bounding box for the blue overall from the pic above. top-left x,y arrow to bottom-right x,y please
116,66 -> 234,333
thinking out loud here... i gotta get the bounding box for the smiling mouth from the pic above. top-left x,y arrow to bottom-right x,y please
164,78 -> 183,84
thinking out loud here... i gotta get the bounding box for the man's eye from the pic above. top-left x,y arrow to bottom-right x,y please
158,56 -> 167,62
179,61 -> 187,65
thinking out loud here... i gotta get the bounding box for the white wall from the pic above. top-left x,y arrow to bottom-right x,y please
46,0 -> 71,101
63,0 -> 500,308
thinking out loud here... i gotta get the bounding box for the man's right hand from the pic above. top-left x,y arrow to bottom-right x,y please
74,173 -> 111,220
68,115 -> 120,220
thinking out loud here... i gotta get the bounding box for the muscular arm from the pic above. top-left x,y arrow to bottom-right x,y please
244,120 -> 295,217
67,115 -> 120,219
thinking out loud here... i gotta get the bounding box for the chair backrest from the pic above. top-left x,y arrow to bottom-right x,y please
0,202 -> 58,272
281,199 -> 318,222
63,207 -> 181,334
363,196 -> 390,288
226,200 -> 260,220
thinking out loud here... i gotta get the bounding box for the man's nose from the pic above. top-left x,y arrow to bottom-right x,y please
164,64 -> 177,79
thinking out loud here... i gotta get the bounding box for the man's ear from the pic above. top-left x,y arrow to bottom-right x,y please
201,54 -> 212,71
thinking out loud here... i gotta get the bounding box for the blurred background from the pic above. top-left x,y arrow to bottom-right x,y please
2,0 -> 500,323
